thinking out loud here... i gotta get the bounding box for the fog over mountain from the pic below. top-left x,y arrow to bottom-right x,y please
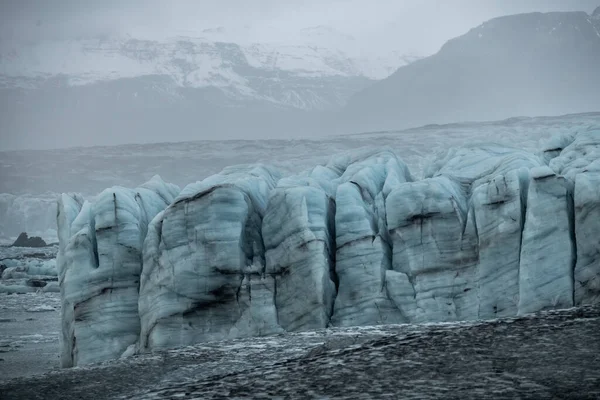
341,7 -> 600,132
0,1 -> 598,150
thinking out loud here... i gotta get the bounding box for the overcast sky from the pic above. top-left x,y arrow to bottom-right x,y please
1,1 -> 598,54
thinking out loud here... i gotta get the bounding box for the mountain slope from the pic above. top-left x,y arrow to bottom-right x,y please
342,9 -> 600,133
0,38 -> 380,110
0,35 -> 420,150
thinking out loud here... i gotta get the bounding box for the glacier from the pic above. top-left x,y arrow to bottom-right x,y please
57,129 -> 600,366
331,149 -> 412,327
137,165 -> 280,351
2,112 -> 598,241
262,165 -> 339,333
58,176 -> 179,367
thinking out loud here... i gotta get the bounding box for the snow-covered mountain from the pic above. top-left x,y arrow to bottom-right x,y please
0,29 -> 420,150
0,32 -> 419,110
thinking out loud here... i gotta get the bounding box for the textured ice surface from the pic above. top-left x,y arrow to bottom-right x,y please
56,194 -> 85,294
574,172 -> 600,305
548,128 -> 600,180
386,176 -> 479,323
263,166 -> 339,333
138,166 -> 281,351
60,176 -> 179,366
55,126 -> 600,365
332,149 -> 412,326
1,259 -> 56,278
518,167 -> 575,314
471,168 -> 531,319
56,193 -> 84,366
424,144 -> 542,191
549,129 -> 600,306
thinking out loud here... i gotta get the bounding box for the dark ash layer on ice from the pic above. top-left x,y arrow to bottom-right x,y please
57,129 -> 600,366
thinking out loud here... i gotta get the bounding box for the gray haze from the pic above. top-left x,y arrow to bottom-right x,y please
0,1 -> 599,151
1,1 -> 598,55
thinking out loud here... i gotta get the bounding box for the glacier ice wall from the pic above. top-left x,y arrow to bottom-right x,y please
59,176 -> 179,367
574,172 -> 600,305
58,130 -> 600,366
138,166 -> 281,351
386,176 -> 479,323
518,167 -> 575,314
56,192 -> 84,367
471,168 -> 530,319
332,149 -> 412,326
548,129 -> 600,305
263,166 -> 339,333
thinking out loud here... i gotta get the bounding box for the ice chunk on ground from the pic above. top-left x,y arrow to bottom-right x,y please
1,259 -> 57,279
56,193 -> 84,367
25,304 -> 56,312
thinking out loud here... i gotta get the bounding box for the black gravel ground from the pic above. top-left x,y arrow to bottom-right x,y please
2,305 -> 599,400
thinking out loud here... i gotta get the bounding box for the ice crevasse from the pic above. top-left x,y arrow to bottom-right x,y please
58,130 -> 600,366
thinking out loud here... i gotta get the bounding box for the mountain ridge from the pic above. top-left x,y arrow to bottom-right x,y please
340,9 -> 600,133
0,35 -> 420,108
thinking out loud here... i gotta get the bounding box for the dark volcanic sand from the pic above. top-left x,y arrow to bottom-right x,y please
1,305 -> 599,399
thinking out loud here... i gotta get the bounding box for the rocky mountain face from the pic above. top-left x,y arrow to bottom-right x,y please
0,35 -> 418,149
342,9 -> 600,133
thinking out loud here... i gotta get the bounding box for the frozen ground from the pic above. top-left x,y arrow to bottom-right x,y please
1,305 -> 599,399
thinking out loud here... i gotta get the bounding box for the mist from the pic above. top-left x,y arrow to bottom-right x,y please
1,1 -> 597,55
0,0 -> 599,150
